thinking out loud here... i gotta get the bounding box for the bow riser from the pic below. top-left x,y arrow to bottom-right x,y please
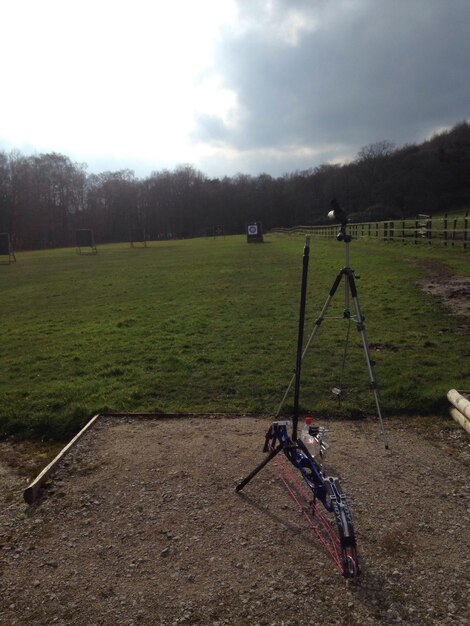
267,421 -> 360,578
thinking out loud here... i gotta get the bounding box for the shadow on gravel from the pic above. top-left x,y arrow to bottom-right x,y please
236,491 -> 318,548
348,566 -> 398,622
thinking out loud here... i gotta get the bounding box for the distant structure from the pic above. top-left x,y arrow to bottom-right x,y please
246,222 -> 264,243
130,227 -> 147,248
214,225 -> 225,238
76,229 -> 97,255
0,233 -> 16,264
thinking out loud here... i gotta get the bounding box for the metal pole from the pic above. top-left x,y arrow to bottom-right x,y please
277,272 -> 341,416
344,239 -> 350,314
292,235 -> 310,441
235,443 -> 284,492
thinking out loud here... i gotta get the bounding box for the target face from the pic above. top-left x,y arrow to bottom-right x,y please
247,224 -> 258,236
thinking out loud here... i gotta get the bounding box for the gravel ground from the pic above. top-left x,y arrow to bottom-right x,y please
0,415 -> 469,626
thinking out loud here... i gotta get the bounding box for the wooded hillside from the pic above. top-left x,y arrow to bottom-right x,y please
1,121 -> 469,249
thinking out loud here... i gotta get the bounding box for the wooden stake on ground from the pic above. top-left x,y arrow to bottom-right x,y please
447,389 -> 470,435
447,389 -> 470,420
449,407 -> 470,435
23,414 -> 101,505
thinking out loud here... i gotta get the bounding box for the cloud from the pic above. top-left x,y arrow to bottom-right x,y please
2,0 -> 469,179
192,0 -> 470,173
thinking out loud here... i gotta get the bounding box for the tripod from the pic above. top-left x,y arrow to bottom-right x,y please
277,220 -> 389,449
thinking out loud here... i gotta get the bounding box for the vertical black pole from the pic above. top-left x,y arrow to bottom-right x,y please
292,235 -> 310,441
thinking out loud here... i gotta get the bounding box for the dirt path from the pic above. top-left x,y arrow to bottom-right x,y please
0,415 -> 469,626
413,257 -> 470,325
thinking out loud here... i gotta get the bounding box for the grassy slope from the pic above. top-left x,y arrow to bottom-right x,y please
0,235 -> 468,439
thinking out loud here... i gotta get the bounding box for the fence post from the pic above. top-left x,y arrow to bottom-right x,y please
452,218 -> 457,247
383,222 -> 388,241
402,220 -> 405,243
444,213 -> 448,246
368,223 -> 371,237
415,219 -> 418,244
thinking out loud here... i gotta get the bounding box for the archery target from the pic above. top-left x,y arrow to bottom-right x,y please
76,229 -> 94,247
247,224 -> 258,236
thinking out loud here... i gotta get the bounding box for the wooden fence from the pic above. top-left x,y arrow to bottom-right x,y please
271,213 -> 469,248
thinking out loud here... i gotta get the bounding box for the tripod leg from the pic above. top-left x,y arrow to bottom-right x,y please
277,271 -> 344,416
346,272 -> 389,449
235,443 -> 284,492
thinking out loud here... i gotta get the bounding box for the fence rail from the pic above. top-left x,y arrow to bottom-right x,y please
271,213 -> 469,248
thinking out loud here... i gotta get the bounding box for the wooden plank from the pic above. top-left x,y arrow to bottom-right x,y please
447,389 -> 470,420
450,408 -> 470,435
102,411 -> 261,421
23,414 -> 101,505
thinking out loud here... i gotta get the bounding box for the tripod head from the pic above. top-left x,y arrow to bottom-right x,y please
328,199 -> 352,243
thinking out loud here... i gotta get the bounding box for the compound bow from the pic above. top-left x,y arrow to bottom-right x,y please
236,235 -> 360,578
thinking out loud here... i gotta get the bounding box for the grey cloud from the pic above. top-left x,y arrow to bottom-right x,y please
193,0 -> 470,170
191,113 -> 231,144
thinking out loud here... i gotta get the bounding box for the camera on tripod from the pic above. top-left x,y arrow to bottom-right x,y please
328,199 -> 351,242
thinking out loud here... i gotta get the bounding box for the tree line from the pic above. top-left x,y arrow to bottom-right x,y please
0,121 -> 469,250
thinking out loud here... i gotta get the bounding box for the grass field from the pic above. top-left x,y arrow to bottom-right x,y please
0,234 -> 468,440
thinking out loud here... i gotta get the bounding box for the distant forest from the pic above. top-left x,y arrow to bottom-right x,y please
1,121 -> 469,250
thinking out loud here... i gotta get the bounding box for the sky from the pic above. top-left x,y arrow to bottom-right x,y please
1,0 -> 469,179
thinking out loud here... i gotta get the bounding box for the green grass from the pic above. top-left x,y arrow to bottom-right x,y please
0,235 -> 468,439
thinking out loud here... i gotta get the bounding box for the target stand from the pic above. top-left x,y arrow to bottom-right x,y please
246,222 -> 264,243
76,229 -> 97,255
213,225 -> 225,239
0,233 -> 16,264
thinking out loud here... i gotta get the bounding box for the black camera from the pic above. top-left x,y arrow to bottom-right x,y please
328,199 -> 352,242
327,199 -> 348,226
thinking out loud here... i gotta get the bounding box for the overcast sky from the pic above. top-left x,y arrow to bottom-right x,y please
1,0 -> 469,179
